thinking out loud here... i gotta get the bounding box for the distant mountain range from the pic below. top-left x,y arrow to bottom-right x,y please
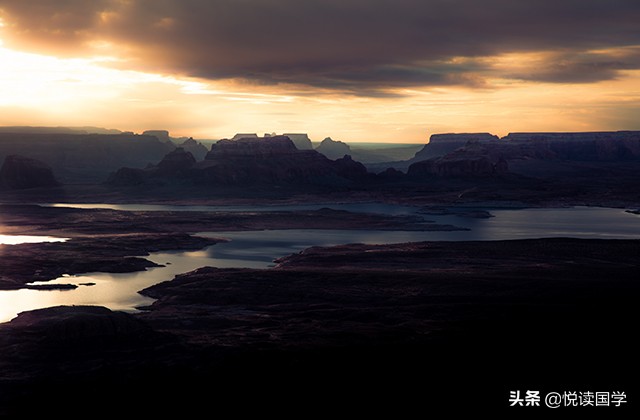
0,128 -> 208,183
108,136 -> 369,187
1,127 -> 640,201
406,131 -> 640,177
223,132 -> 422,162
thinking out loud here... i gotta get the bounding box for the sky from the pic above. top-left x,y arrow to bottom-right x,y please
0,0 -> 639,143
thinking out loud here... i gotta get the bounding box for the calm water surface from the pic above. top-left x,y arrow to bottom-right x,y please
0,205 -> 637,322
0,235 -> 67,245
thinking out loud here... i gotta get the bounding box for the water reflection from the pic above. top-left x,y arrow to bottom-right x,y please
45,202 -> 420,215
0,206 -> 638,323
0,248 -> 231,323
467,207 -> 640,240
0,235 -> 68,245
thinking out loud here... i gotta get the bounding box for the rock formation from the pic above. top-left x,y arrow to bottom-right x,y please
107,166 -> 147,186
179,138 -> 208,161
409,141 -> 508,177
0,155 -> 59,189
283,133 -> 313,150
376,167 -> 406,181
199,136 -> 368,185
412,133 -> 499,161
315,137 -> 352,160
332,155 -> 369,180
367,133 -> 499,172
231,133 -> 259,141
0,133 -> 175,183
143,130 -> 173,144
156,148 -> 197,175
407,131 -> 640,178
205,136 -> 300,159
108,147 -> 196,185
109,136 -> 372,187
502,131 -> 640,161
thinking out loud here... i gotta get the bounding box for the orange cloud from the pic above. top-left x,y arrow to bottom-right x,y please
0,1 -> 639,142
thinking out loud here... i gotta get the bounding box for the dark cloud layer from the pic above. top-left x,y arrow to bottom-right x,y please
1,0 -> 640,94
510,48 -> 640,83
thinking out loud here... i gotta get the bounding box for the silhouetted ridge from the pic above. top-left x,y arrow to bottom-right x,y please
109,135 -> 372,187
179,138 -> 208,161
316,137 -> 352,160
413,133 -> 499,161
157,148 -> 196,174
409,141 -> 508,177
282,133 -> 313,150
230,133 -> 259,141
407,131 -> 640,178
0,133 -> 175,183
200,136 -> 368,185
143,130 -> 172,144
205,135 -> 299,159
333,154 -> 369,179
0,155 -> 59,189
502,131 -> 640,161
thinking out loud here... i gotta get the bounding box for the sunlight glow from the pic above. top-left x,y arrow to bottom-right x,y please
0,235 -> 68,245
0,34 -> 639,142
0,46 -> 186,107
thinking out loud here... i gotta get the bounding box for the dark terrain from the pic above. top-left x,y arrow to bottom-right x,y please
0,238 -> 637,415
1,129 -> 639,414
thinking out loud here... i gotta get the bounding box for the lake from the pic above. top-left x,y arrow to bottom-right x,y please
0,205 -> 638,322
0,235 -> 67,245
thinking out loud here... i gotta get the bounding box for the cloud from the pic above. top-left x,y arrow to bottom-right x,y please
504,48 -> 640,83
1,0 -> 640,94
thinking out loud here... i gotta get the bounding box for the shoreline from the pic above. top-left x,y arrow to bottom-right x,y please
0,204 -> 462,291
2,203 -> 638,292
1,237 -> 638,414
1,198 -> 638,413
